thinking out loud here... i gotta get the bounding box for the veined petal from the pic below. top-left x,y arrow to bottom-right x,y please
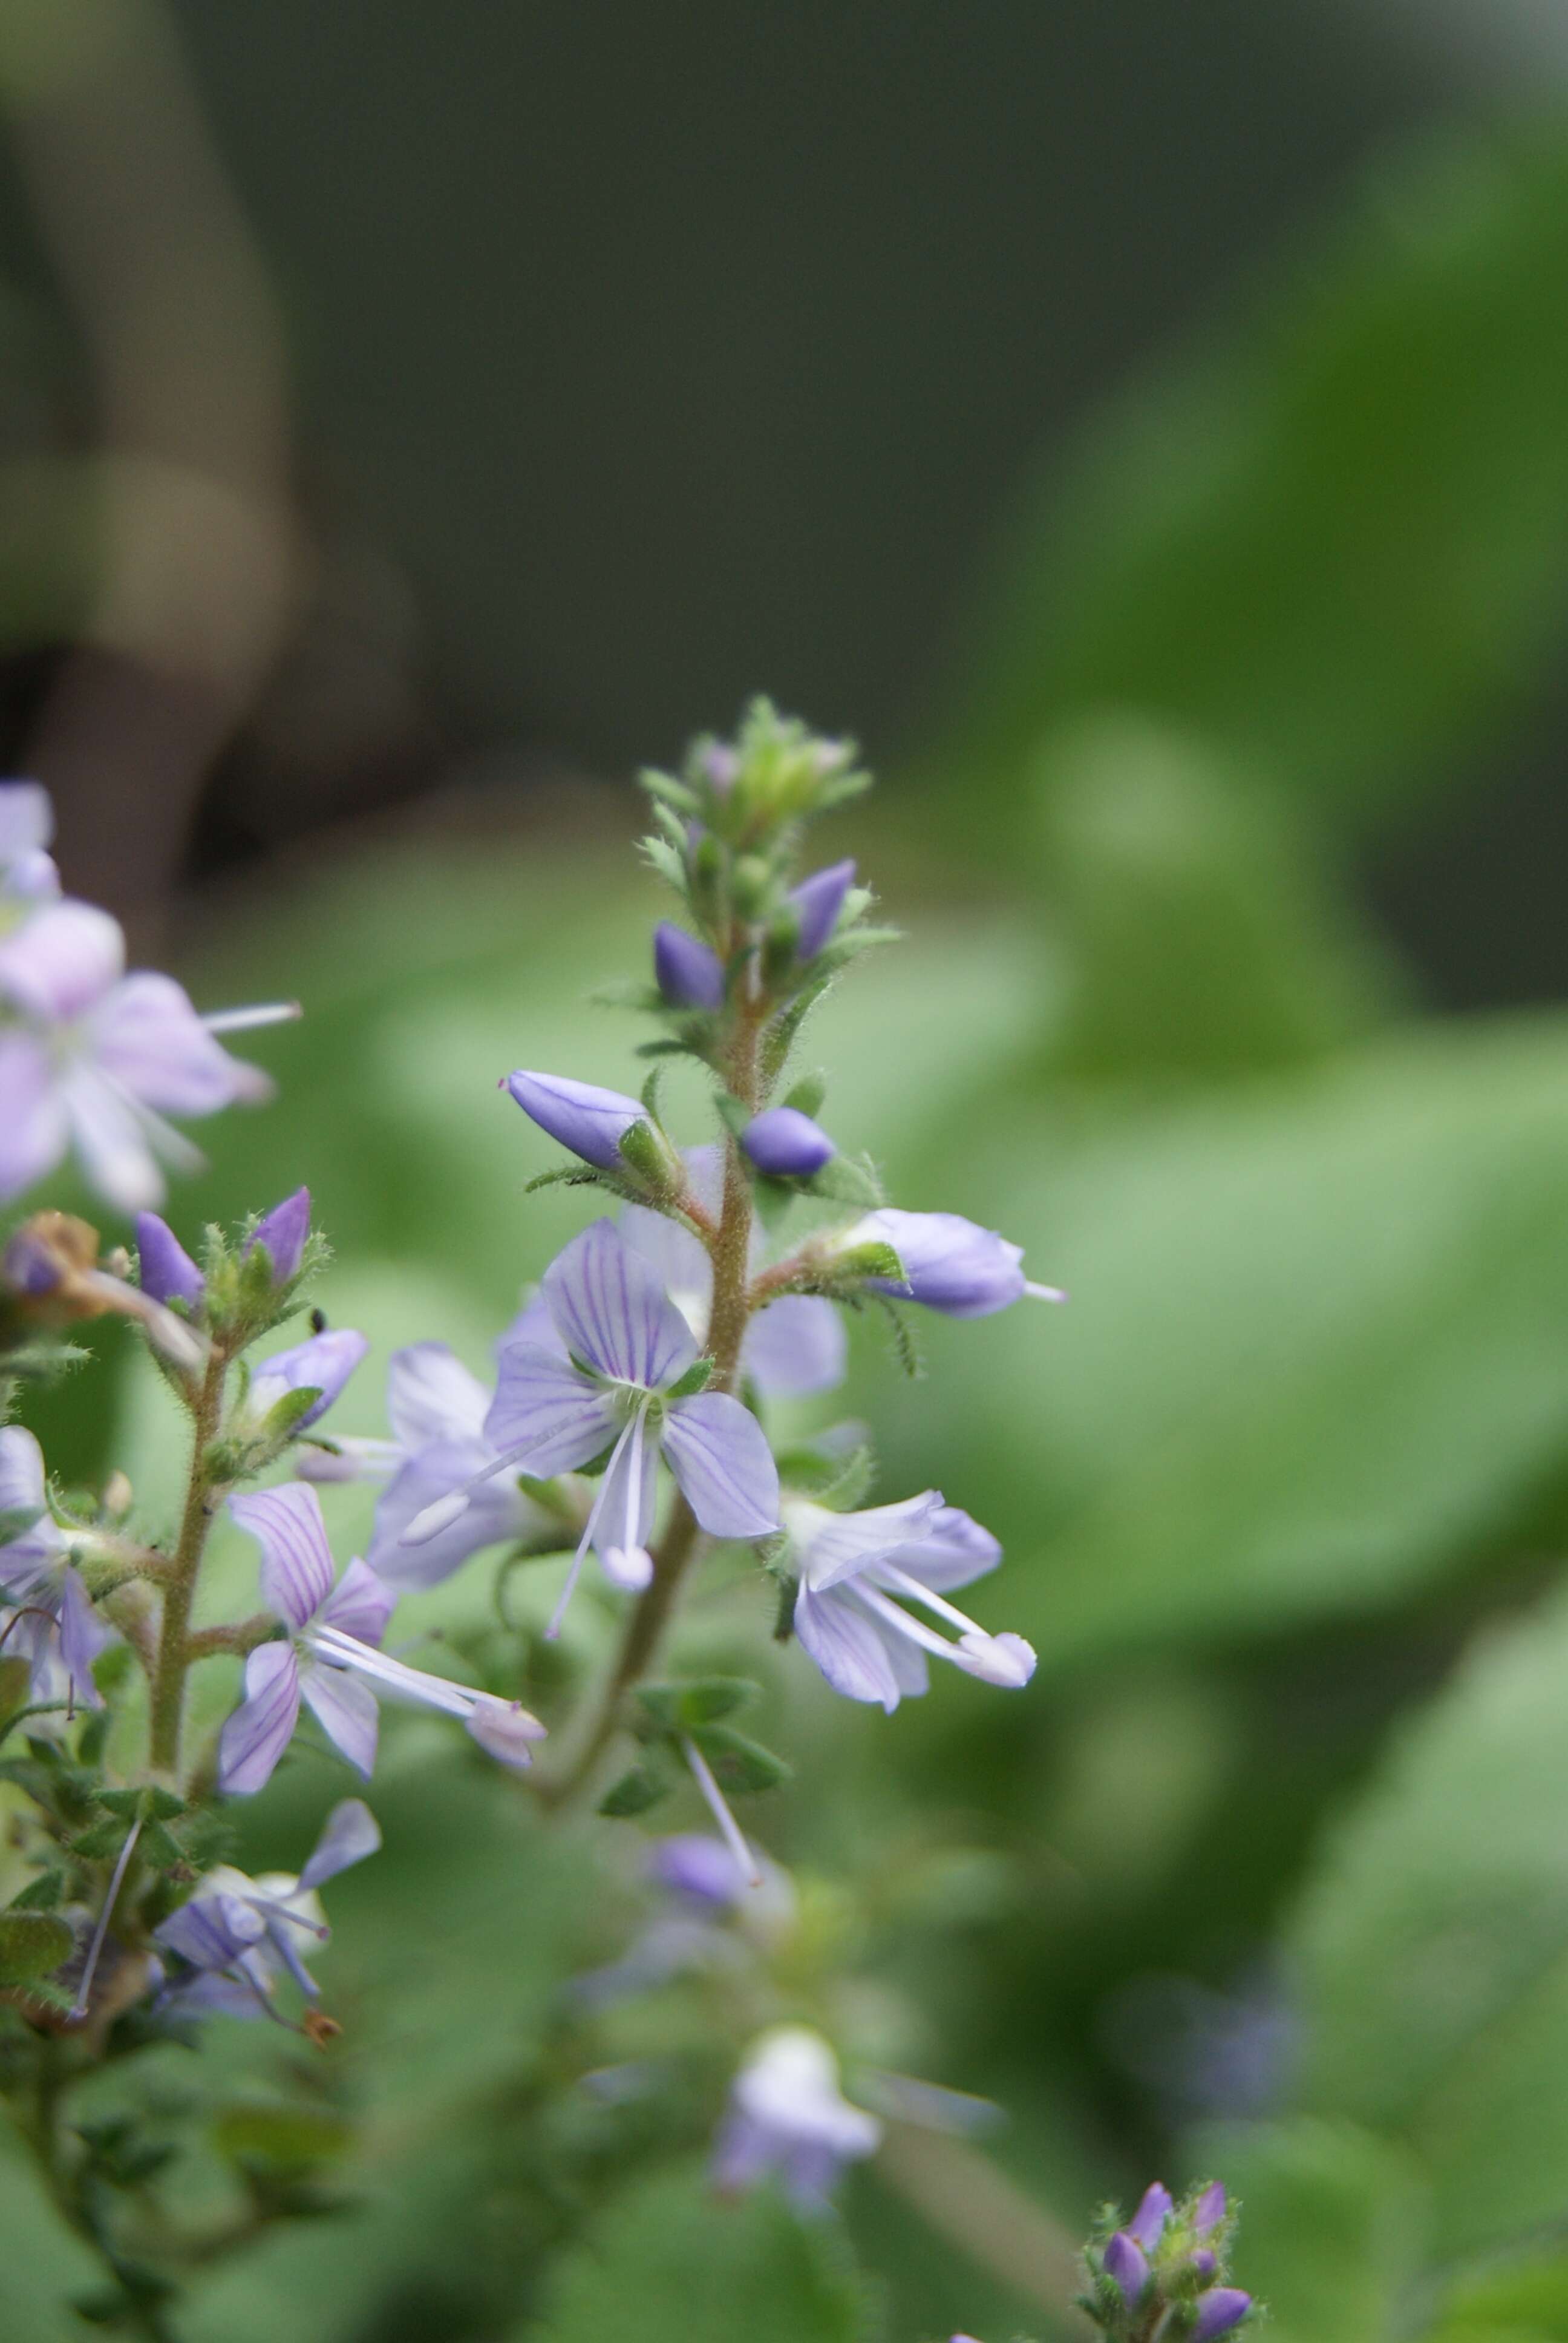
0,899 -> 123,1021
316,1556 -> 394,1645
218,1642 -> 302,1794
789,1493 -> 946,1592
742,1294 -> 846,1398
57,1568 -> 110,1707
0,1031 -> 67,1201
298,1797 -> 382,1891
593,1409 -> 657,1588
300,1660 -> 379,1777
230,1484 -> 335,1630
157,1890 -> 267,1971
663,1392 -> 779,1539
874,1502 -> 1001,1596
369,1438 -> 536,1590
134,1211 -> 204,1309
91,971 -> 272,1115
543,1219 -> 697,1389
387,1341 -> 491,1448
504,1069 -> 644,1169
0,1425 -> 48,1524
793,1584 -> 903,1711
494,1289 -> 567,1359
618,1199 -> 713,1323
485,1342 -> 619,1475
60,1070 -> 167,1216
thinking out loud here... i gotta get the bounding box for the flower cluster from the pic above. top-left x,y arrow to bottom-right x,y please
1082,2181 -> 1253,2339
0,779 -> 293,1215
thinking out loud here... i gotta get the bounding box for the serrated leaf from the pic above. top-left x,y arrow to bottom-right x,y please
687,1723 -> 791,1795
0,1910 -> 73,1984
805,1153 -> 883,1210
598,1764 -> 671,1818
70,1820 -> 129,1861
639,835 -> 688,893
8,1869 -> 65,1912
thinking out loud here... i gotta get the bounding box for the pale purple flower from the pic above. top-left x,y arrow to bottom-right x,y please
786,1492 -> 1034,1711
0,1427 -> 114,1709
742,1107 -> 835,1179
244,1186 -> 310,1283
713,2027 -> 881,2212
787,859 -> 855,959
247,1328 -> 368,1434
404,1220 -> 779,1636
0,781 -> 59,905
343,1340 -> 561,1591
848,1207 -> 1065,1319
653,922 -> 725,1012
155,1797 -> 380,2019
1104,2232 -> 1149,2305
621,1147 -> 845,1398
218,1484 -> 544,1792
1129,2181 -> 1174,2249
135,1211 -> 204,1311
0,899 -> 274,1213
503,1070 -> 645,1170
1193,2291 -> 1252,2339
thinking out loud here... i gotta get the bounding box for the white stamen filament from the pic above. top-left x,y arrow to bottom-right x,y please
681,1734 -> 762,1888
852,1580 -> 978,1669
1024,1280 -> 1068,1304
71,1816 -> 141,2023
873,1564 -> 990,1641
202,1001 -> 302,1034
400,1444 -> 531,1545
307,1624 -> 480,1720
546,1406 -> 646,1639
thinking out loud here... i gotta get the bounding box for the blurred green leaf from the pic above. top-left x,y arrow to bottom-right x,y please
1185,2119 -> 1426,2343
936,129 -> 1568,828
1432,2253 -> 1568,2341
528,2168 -> 878,2343
1289,1579 -> 1568,2258
0,1910 -> 72,1983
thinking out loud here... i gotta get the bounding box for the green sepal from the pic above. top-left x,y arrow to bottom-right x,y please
140,1821 -> 189,1870
96,1785 -> 185,1822
0,1910 -> 73,1983
635,1677 -> 759,1734
782,1072 -> 826,1118
617,1118 -> 678,1194
598,1763 -> 673,1817
634,1037 -> 704,1061
639,1066 -> 665,1122
70,1819 -> 132,1861
772,1573 -> 799,1642
638,834 -> 688,894
0,1502 -> 45,1544
712,1093 -> 750,1142
665,1357 -> 714,1400
829,1239 -> 904,1283
687,1723 -> 791,1795
805,1153 -> 884,1210
638,767 -> 701,818
257,1383 -> 327,1447
874,1297 -> 924,1381
750,1176 -> 797,1235
8,1868 -> 66,1912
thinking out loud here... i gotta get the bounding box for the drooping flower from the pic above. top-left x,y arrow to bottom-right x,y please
502,1070 -> 647,1170
403,1219 -> 779,1636
305,1339 -> 564,1592
217,1485 -> 544,1793
0,781 -> 59,907
786,858 -> 855,960
0,1427 -> 114,1708
741,1107 -> 835,1179
246,1328 -> 368,1435
713,2027 -> 881,2212
0,898 -> 278,1213
848,1207 -> 1065,1319
786,1492 -> 1034,1711
653,922 -> 726,1012
621,1147 -> 845,1398
155,1798 -> 380,2020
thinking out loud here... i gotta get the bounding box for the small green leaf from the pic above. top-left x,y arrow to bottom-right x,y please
70,1820 -> 130,1861
665,1357 -> 714,1400
712,1093 -> 750,1142
688,1724 -> 791,1795
638,835 -> 687,893
8,1869 -> 65,1912
0,1910 -> 73,1984
598,1765 -> 672,1818
805,1153 -> 884,1210
782,1073 -> 826,1118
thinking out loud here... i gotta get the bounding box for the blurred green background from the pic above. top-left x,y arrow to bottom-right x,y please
8,4 -> 1568,2339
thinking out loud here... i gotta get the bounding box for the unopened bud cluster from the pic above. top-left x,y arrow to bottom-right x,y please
1081,2181 -> 1252,2340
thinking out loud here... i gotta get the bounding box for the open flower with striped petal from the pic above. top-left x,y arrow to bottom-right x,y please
217,1484 -> 544,1793
0,897 -> 292,1213
0,1426 -> 114,1709
402,1219 -> 779,1637
155,1798 -> 381,2020
785,1492 -> 1034,1711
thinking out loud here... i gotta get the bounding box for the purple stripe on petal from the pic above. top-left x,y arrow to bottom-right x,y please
316,1556 -> 395,1646
0,1426 -> 47,1522
218,1642 -> 302,1794
503,1070 -> 643,1170
485,1342 -> 620,1475
157,1890 -> 267,1971
662,1392 -> 779,1539
300,1662 -> 380,1777
793,1584 -> 903,1710
298,1797 -> 382,1891
544,1219 -> 697,1389
230,1484 -> 336,1629
590,1412 -> 658,1585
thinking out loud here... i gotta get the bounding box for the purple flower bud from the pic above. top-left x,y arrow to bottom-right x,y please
787,858 -> 855,959
700,742 -> 739,795
134,1213 -> 204,1310
1194,2181 -> 1226,2235
852,1208 -> 1063,1319
250,1328 -> 368,1432
1193,2289 -> 1251,2339
653,922 -> 725,1012
742,1107 -> 835,1179
1103,2232 -> 1149,2304
1128,2182 -> 1173,2249
245,1187 -> 310,1284
503,1070 -> 645,1170
1191,2250 -> 1218,2281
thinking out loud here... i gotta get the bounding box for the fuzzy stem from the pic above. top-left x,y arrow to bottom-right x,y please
146,1346 -> 228,1781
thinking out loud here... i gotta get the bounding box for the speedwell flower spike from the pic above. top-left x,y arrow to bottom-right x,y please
219,1484 -> 544,1791
402,1219 -> 779,1636
1081,2178 -> 1252,2341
